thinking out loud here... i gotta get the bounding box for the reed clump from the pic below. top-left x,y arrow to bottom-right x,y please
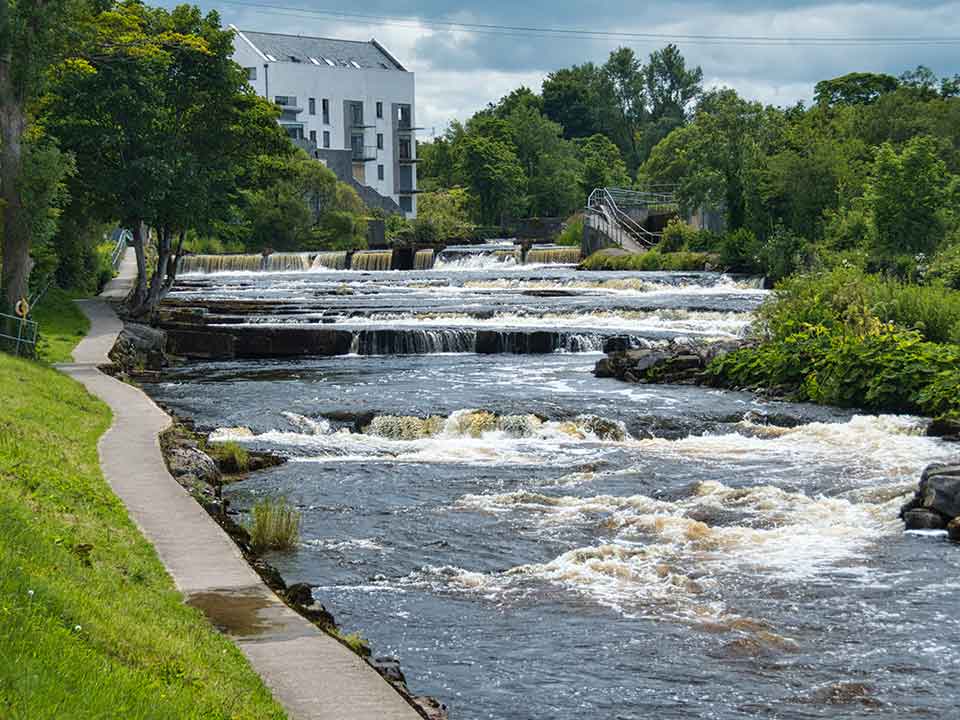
207,441 -> 249,473
249,497 -> 301,551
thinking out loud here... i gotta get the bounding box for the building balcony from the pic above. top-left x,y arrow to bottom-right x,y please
399,156 -> 419,164
352,145 -> 378,162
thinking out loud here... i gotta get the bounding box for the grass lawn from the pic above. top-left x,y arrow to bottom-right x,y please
30,288 -> 91,364
0,353 -> 287,719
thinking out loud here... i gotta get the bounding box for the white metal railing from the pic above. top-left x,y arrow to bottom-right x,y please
109,228 -> 133,269
586,187 -> 665,249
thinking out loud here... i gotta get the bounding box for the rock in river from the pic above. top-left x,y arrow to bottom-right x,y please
900,464 -> 960,530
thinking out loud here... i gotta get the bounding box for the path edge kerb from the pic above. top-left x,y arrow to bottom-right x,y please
55,250 -> 422,720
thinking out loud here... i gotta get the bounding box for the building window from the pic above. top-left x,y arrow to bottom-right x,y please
309,130 -> 317,144
322,98 -> 329,124
245,67 -> 257,81
377,164 -> 384,181
350,102 -> 363,127
397,104 -> 411,130
399,196 -> 413,213
309,98 -> 316,115
322,130 -> 330,148
376,133 -> 383,150
274,95 -> 297,107
376,101 -> 383,119
399,137 -> 411,161
351,134 -> 364,160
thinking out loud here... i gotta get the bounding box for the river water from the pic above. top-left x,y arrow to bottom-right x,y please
147,258 -> 960,719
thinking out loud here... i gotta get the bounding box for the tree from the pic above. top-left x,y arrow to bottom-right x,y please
456,134 -> 525,225
814,72 -> 899,107
867,136 -> 948,257
45,2 -> 287,314
644,44 -> 703,121
601,47 -> 646,169
541,64 -> 604,139
0,0 -> 102,309
577,134 -> 630,194
642,89 -> 775,229
417,187 -> 474,240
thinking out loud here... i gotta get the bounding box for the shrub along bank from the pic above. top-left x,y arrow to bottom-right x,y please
0,353 -> 286,719
707,268 -> 960,421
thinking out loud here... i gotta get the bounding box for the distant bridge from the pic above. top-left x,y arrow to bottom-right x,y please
583,187 -> 679,254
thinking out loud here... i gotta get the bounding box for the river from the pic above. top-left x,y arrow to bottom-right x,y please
146,253 -> 960,719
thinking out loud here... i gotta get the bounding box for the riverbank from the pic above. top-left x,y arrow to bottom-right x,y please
597,268 -> 960,433
62,290 -> 431,720
0,351 -> 287,719
153,414 -> 446,719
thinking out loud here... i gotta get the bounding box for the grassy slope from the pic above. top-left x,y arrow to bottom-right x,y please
0,353 -> 286,719
31,288 -> 91,363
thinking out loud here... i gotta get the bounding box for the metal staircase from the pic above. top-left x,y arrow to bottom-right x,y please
584,187 -> 678,253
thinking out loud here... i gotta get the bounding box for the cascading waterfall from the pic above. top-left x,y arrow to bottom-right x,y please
353,328 -> 476,354
312,251 -> 349,270
264,252 -> 313,272
178,254 -> 263,274
525,246 -> 581,265
352,250 -> 394,271
414,249 -> 435,270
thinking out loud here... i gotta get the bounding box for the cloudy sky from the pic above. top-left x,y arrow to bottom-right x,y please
160,1 -> 960,135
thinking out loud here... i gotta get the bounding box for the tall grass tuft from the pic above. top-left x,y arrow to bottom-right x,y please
208,441 -> 249,473
249,497 -> 301,551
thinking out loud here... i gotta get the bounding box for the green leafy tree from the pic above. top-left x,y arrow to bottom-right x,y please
541,64 -> 605,139
0,0 -> 104,308
642,89 -> 776,229
867,135 -> 948,257
814,72 -> 899,107
416,187 -> 474,240
456,133 -> 525,224
577,134 -> 630,194
45,2 -> 287,314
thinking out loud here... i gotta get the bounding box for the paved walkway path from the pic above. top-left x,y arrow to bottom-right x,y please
58,249 -> 420,720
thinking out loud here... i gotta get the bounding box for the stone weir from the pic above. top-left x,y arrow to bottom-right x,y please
161,323 -> 607,359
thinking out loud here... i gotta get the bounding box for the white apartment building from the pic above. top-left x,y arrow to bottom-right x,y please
231,28 -> 417,217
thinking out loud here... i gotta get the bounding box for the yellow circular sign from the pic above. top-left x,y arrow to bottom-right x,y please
14,298 -> 29,318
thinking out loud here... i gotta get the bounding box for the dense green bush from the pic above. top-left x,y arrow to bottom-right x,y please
658,218 -> 699,252
758,267 -> 960,345
929,241 -> 960,289
719,228 -> 762,273
710,266 -> 960,418
756,225 -> 813,282
710,324 -> 960,416
580,249 -> 716,271
556,215 -> 584,246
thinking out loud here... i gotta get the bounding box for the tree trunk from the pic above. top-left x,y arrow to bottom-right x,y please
130,221 -> 148,309
0,60 -> 28,312
130,226 -> 182,318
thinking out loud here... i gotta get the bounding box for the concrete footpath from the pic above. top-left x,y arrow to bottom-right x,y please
58,250 -> 420,720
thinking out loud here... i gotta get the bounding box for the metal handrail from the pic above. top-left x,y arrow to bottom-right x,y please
0,311 -> 38,358
109,228 -> 132,270
586,187 -> 663,248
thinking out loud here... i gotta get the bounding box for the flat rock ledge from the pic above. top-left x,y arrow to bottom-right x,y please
594,336 -> 745,385
901,464 -> 960,540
